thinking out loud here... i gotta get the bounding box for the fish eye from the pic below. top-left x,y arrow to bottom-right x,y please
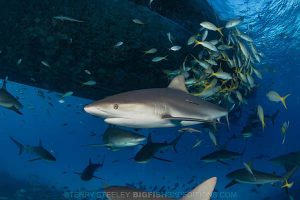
113,104 -> 119,110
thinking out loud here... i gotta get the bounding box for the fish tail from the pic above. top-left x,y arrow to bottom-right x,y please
9,137 -> 24,155
171,134 -> 183,153
281,94 -> 291,109
217,28 -> 224,37
193,40 -> 201,48
283,165 -> 299,182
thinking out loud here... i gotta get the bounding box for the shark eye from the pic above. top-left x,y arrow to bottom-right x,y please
113,104 -> 119,110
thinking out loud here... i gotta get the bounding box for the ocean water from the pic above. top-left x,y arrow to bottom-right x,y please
0,0 -> 299,200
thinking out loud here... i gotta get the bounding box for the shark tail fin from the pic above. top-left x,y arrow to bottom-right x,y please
180,177 -> 217,200
171,134 -> 183,153
10,136 -> 24,155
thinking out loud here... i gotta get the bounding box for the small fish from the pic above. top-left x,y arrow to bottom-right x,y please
257,105 -> 265,129
266,91 -> 290,109
210,71 -> 232,80
53,16 -> 84,23
143,48 -> 157,55
281,121 -> 289,144
225,19 -> 242,28
200,21 -> 223,36
202,30 -> 208,41
84,70 -> 92,75
114,41 -> 123,48
61,91 -> 74,98
41,61 -> 51,68
238,33 -> 253,43
208,130 -> 217,146
17,58 -> 22,65
132,19 -> 144,25
243,162 -> 255,178
167,32 -> 174,44
169,45 -> 181,51
82,80 -> 97,86
192,139 -> 202,149
194,40 -> 218,52
152,56 -> 167,62
238,41 -> 250,59
178,127 -> 201,133
187,36 -> 196,45
58,99 -> 65,103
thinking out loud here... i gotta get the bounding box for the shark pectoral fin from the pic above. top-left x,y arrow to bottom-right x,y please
217,160 -> 229,165
10,106 -> 22,115
28,157 -> 42,162
93,175 -> 104,180
225,180 -> 238,189
153,156 -> 172,162
161,114 -> 217,124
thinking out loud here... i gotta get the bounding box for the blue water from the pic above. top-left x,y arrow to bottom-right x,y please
0,0 -> 300,199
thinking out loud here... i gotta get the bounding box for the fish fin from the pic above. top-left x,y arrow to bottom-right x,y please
168,75 -> 188,93
225,180 -> 238,189
9,106 -> 23,115
162,114 -> 218,124
217,160 -> 229,165
170,134 -> 183,153
271,110 -> 280,126
9,136 -> 24,155
281,94 -> 291,109
2,76 -> 8,89
180,177 -> 217,200
153,156 -> 172,162
28,157 -> 42,162
81,144 -> 106,147
93,175 -> 104,180
73,172 -> 81,176
283,165 -> 299,181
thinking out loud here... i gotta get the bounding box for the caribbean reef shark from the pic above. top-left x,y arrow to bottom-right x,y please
105,177 -> 217,200
10,137 -> 56,162
0,77 -> 23,115
84,75 -> 228,128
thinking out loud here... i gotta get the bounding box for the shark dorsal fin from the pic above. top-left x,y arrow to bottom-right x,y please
168,75 -> 188,93
180,177 -> 217,200
2,76 -> 8,89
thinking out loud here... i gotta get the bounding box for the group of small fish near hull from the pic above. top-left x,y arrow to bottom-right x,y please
105,177 -> 217,200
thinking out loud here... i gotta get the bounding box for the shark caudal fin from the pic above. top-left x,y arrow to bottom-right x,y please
180,177 -> 217,200
9,136 -> 25,155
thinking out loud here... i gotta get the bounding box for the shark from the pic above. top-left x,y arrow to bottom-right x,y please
134,134 -> 182,163
225,165 -> 298,188
200,149 -> 242,165
84,75 -> 228,128
75,158 -> 104,181
10,137 -> 56,162
270,151 -> 300,171
105,177 -> 217,200
0,77 -> 23,115
81,126 -> 146,151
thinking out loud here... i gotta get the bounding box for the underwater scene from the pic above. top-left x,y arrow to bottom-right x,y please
0,0 -> 299,199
